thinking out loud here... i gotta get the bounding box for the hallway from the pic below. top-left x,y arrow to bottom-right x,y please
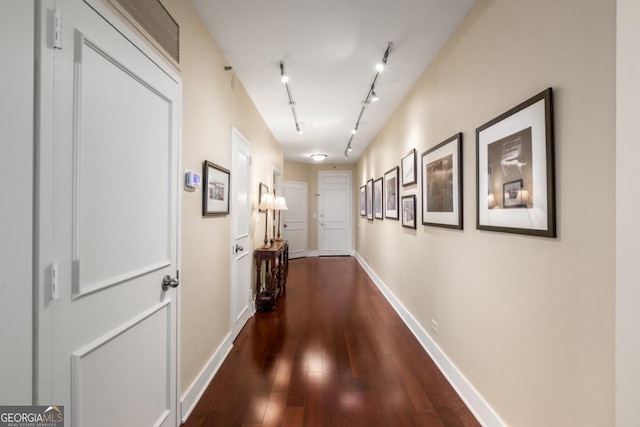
183,257 -> 479,426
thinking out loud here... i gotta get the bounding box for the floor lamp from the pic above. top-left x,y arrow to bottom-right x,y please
274,196 -> 288,241
258,192 -> 276,248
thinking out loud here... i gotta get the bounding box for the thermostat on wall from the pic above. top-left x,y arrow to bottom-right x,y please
185,171 -> 201,189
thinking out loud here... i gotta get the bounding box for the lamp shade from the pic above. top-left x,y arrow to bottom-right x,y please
274,196 -> 288,211
258,192 -> 277,210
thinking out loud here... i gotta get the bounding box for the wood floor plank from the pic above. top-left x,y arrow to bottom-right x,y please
182,257 -> 480,427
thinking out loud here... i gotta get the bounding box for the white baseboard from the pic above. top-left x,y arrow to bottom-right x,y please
180,332 -> 233,423
306,250 -> 319,257
353,252 -> 505,427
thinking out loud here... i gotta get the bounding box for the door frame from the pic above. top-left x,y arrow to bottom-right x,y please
230,127 -> 252,340
317,170 -> 353,256
33,0 -> 183,417
282,180 -> 308,259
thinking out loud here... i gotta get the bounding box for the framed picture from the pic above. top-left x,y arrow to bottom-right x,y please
366,179 -> 374,220
476,88 -> 555,237
258,182 -> 269,213
401,149 -> 417,186
401,195 -> 416,229
384,166 -> 399,220
374,177 -> 384,219
203,160 -> 230,216
360,185 -> 367,217
421,133 -> 463,229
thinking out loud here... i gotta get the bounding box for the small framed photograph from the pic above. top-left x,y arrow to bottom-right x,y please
401,149 -> 417,186
366,179 -> 374,220
402,195 -> 416,229
421,133 -> 463,229
203,160 -> 230,216
503,179 -> 528,208
258,182 -> 269,213
384,166 -> 399,220
374,177 -> 384,219
476,88 -> 555,237
360,185 -> 367,217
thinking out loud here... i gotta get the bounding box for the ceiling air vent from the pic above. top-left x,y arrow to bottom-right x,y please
113,0 -> 179,63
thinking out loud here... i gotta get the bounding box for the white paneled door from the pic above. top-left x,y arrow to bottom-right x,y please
36,1 -> 181,426
231,129 -> 252,340
282,181 -> 308,259
318,171 -> 352,256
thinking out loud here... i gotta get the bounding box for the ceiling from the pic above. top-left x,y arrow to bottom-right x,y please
191,0 -> 476,164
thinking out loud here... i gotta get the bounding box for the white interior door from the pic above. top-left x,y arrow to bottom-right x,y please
231,129 -> 252,339
282,181 -> 308,259
37,1 -> 181,426
318,171 -> 352,256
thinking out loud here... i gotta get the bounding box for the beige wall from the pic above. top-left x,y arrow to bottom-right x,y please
158,0 -> 283,396
284,161 -> 357,252
616,0 -> 640,425
0,0 -> 34,404
356,0 -> 615,425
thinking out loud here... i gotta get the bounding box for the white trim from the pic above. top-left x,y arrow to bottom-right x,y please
180,333 -> 233,423
354,251 -> 506,427
306,251 -> 319,257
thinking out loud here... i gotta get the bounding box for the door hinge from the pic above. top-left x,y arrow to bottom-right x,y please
51,262 -> 60,300
53,10 -> 63,50
249,156 -> 252,167
176,270 -> 180,280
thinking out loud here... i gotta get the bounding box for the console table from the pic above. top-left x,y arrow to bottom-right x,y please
254,240 -> 288,312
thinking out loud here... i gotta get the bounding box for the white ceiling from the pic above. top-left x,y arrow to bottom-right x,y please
191,0 -> 475,164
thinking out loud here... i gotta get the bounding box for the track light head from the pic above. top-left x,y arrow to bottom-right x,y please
371,90 -> 379,102
280,62 -> 289,83
375,62 -> 385,72
351,128 -> 357,135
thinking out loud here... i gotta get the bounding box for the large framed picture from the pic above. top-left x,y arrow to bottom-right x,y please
384,166 -> 399,220
476,88 -> 555,237
203,160 -> 230,216
401,149 -> 417,186
366,179 -> 374,220
421,133 -> 463,229
374,177 -> 384,219
360,185 -> 367,217
401,195 -> 416,229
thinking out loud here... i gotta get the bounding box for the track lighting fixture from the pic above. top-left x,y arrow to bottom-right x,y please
344,43 -> 392,159
375,44 -> 392,72
280,62 -> 289,83
279,61 -> 303,135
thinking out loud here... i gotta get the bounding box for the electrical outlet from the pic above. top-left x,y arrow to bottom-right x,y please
431,318 -> 439,335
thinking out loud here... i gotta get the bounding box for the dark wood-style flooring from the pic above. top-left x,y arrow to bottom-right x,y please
182,256 -> 480,427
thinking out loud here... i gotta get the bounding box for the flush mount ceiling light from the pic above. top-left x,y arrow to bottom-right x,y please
344,43 -> 393,159
310,154 -> 327,162
279,61 -> 302,135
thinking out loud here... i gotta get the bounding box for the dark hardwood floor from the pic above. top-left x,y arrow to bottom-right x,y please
182,256 -> 480,427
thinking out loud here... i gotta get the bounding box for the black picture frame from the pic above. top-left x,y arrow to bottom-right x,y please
476,87 -> 555,237
366,179 -> 374,220
360,185 -> 367,217
258,182 -> 269,213
401,149 -> 417,186
384,166 -> 399,220
401,195 -> 416,229
374,177 -> 384,220
203,160 -> 230,216
421,133 -> 463,229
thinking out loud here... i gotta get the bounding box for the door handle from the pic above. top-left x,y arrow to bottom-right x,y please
162,275 -> 179,291
235,244 -> 244,253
